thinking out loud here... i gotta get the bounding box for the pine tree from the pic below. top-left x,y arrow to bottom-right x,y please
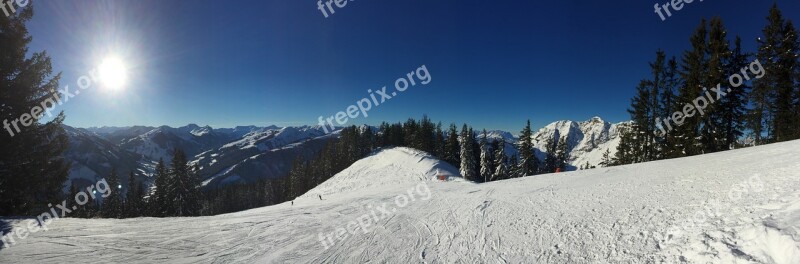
435,122 -> 445,158
720,36 -> 750,149
151,158 -> 169,217
675,20 -> 709,156
459,124 -> 478,181
479,130 -> 492,183
778,20 -> 799,141
543,134 -> 558,173
288,156 -> 308,199
103,169 -> 122,218
660,57 -> 682,158
165,149 -> 201,217
701,17 -> 732,153
444,123 -> 460,167
125,171 -> 141,217
614,125 -> 636,165
517,120 -> 538,176
555,136 -> 570,172
0,4 -> 70,216
599,148 -> 612,168
751,4 -> 784,144
625,52 -> 666,163
492,139 -> 508,181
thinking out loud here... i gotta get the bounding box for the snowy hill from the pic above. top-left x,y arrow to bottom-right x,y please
299,147 -> 463,200
3,141 -> 799,263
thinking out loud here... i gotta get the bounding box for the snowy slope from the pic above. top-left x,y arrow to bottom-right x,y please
298,147 -> 464,200
3,141 -> 800,263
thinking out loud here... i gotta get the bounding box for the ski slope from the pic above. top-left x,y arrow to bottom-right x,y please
2,143 -> 800,263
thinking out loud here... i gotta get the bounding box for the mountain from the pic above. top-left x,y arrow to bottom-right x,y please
63,126 -> 148,191
487,117 -> 628,170
62,124 -> 340,190
191,126 -> 336,188
61,117 -> 626,191
4,141 -> 799,263
529,117 -> 630,169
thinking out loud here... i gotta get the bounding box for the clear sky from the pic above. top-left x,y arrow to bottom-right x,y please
25,0 -> 800,132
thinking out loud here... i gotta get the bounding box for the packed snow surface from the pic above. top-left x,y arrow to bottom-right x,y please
2,142 -> 800,263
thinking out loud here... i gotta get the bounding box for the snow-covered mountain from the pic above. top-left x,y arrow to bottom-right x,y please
489,117 -> 629,170
191,126 -> 337,188
62,117 -> 627,191
62,124 -> 340,189
62,126 -> 148,191
4,140 -> 799,263
529,117 -> 630,169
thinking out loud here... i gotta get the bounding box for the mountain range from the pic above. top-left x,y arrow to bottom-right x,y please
61,117 -> 629,190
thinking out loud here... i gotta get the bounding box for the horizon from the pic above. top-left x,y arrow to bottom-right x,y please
70,115 -> 620,134
25,0 -> 800,132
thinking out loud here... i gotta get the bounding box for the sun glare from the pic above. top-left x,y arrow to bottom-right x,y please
98,57 -> 128,90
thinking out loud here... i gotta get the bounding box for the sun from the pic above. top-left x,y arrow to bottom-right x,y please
98,57 -> 128,90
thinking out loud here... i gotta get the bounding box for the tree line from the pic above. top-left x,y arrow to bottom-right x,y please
2,107 -> 571,218
614,4 -> 800,165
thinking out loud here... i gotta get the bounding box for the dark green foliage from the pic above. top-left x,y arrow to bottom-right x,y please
0,4 -> 70,216
444,123 -> 460,167
492,139 -> 508,181
555,136 -> 569,172
102,169 -> 122,218
516,120 -> 538,177
459,124 -> 478,181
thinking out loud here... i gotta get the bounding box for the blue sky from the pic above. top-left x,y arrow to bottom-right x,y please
26,0 -> 800,132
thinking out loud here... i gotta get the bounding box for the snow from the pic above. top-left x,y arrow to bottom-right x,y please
299,147 -> 464,200
2,140 -> 799,263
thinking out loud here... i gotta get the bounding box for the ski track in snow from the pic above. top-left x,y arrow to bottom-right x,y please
2,143 -> 800,263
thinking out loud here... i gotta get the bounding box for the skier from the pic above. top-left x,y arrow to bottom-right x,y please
318,194 -> 322,200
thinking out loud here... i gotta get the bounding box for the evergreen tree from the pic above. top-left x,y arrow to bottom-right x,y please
166,149 -> 202,217
0,4 -> 70,216
750,4 -> 784,144
543,134 -> 558,173
599,148 -> 612,168
516,120 -> 538,176
701,17 -> 732,153
435,122 -> 445,158
720,36 -> 750,149
660,57 -> 682,158
125,171 -> 140,217
614,125 -> 636,165
459,124 -> 478,181
623,52 -> 667,163
479,130 -> 492,183
151,158 -> 169,217
675,20 -> 709,156
288,156 -> 308,199
555,136 -> 570,172
103,169 -> 122,218
492,139 -> 508,181
778,20 -> 799,141
444,123 -> 460,166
